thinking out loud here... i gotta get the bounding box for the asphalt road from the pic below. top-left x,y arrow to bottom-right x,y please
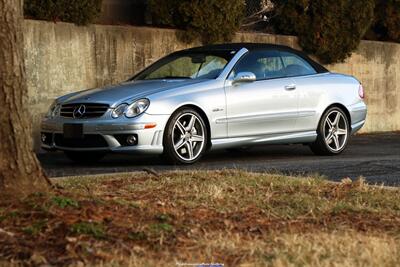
39,132 -> 400,186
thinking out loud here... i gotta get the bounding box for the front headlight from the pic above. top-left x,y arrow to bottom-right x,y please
112,99 -> 150,119
46,101 -> 61,118
125,99 -> 150,118
111,103 -> 128,119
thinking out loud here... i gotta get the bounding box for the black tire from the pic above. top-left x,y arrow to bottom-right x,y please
309,107 -> 350,156
163,108 -> 208,164
64,151 -> 106,163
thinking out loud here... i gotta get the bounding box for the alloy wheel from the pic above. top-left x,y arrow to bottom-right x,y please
172,113 -> 206,161
323,110 -> 348,152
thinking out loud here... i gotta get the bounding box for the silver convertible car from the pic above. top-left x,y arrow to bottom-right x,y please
41,43 -> 367,164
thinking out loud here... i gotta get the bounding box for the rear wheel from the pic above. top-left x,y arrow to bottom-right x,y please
309,107 -> 350,155
64,151 -> 106,163
163,108 -> 208,164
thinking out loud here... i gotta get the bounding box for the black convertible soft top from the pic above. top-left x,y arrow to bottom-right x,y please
183,43 -> 329,74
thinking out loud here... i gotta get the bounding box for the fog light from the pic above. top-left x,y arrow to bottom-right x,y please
126,135 -> 137,146
41,134 -> 47,143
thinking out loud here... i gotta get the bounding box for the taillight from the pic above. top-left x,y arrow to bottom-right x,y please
358,84 -> 365,99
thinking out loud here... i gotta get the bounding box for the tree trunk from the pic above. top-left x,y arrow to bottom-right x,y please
0,0 -> 50,199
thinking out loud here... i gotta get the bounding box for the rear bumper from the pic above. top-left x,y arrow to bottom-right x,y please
350,120 -> 366,135
349,101 -> 367,135
40,113 -> 170,155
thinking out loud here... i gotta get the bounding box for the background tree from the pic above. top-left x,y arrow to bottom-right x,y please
0,0 -> 50,199
270,0 -> 375,64
367,0 -> 400,42
24,0 -> 103,25
269,0 -> 309,36
148,0 -> 245,44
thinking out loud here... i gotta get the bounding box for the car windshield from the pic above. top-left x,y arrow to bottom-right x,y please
133,50 -> 236,80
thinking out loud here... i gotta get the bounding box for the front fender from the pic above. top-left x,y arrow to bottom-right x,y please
145,80 -> 228,139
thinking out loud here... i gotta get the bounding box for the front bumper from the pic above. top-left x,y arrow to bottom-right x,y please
40,113 -> 170,155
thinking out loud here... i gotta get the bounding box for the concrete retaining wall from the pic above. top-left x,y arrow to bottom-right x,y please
23,20 -> 400,150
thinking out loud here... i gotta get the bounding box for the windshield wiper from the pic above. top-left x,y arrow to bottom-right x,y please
150,76 -> 192,80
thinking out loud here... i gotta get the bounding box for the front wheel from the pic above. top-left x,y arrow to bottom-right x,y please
64,151 -> 106,163
309,107 -> 350,155
163,108 -> 208,164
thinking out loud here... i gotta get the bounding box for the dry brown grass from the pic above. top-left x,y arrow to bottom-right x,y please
0,170 -> 399,266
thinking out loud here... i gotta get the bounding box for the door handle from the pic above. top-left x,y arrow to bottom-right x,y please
285,84 -> 297,91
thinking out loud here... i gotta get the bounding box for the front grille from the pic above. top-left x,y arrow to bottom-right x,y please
54,134 -> 108,148
60,103 -> 109,119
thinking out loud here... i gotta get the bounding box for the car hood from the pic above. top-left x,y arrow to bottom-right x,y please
60,79 -> 206,107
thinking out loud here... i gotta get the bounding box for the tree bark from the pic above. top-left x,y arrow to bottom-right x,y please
0,0 -> 50,199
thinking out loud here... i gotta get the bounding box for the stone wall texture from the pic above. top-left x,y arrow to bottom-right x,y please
23,20 -> 400,150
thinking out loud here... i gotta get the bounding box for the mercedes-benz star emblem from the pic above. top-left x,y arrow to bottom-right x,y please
73,104 -> 86,119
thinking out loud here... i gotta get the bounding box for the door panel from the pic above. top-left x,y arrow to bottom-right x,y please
224,49 -> 300,138
225,77 -> 298,137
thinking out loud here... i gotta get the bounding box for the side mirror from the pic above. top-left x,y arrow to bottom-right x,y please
232,72 -> 256,84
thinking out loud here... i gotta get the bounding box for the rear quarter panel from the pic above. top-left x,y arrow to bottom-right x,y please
294,73 -> 365,132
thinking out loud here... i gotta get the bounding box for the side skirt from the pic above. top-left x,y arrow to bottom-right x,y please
210,131 -> 317,150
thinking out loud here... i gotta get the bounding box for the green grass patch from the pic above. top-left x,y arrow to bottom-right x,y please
148,223 -> 174,233
51,196 -> 79,209
23,219 -> 47,236
128,231 -> 147,241
70,222 -> 106,239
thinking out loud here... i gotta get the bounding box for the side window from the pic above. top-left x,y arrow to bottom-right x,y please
195,56 -> 228,79
279,51 -> 317,77
232,50 -> 286,81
